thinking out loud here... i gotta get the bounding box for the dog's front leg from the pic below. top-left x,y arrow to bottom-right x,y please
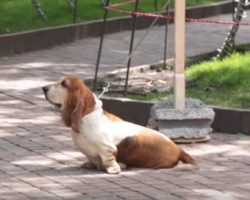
100,146 -> 121,174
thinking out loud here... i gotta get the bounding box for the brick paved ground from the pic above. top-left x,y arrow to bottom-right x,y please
0,12 -> 250,200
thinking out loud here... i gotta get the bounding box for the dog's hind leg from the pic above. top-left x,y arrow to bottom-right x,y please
81,161 -> 97,169
118,162 -> 127,169
81,155 -> 102,170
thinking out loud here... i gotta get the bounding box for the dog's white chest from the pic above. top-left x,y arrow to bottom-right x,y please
70,111 -> 112,157
70,109 -> 142,158
71,132 -> 99,157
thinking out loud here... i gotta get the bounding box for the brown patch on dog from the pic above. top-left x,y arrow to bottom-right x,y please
116,128 -> 197,168
61,76 -> 96,133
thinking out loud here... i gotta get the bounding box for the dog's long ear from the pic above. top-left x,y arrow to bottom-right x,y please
61,76 -> 96,133
62,89 -> 84,133
70,90 -> 84,133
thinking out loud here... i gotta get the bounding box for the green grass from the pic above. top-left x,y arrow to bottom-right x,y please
186,52 -> 250,108
128,91 -> 173,101
0,0 -> 224,34
130,52 -> 250,109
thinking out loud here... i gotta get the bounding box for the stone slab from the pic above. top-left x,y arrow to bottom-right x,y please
149,98 -> 215,139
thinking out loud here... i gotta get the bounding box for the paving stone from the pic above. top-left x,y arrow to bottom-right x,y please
34,197 -> 63,200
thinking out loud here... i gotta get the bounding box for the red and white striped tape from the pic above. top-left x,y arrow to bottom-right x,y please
106,6 -> 250,26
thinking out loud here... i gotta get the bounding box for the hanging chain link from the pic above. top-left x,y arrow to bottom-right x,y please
98,82 -> 111,98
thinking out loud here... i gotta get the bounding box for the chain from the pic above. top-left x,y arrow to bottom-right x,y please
98,82 -> 111,98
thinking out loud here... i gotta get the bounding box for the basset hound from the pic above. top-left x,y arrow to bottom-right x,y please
42,76 -> 198,174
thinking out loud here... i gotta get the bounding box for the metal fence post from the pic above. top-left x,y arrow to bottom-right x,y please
124,0 -> 140,96
93,0 -> 110,91
73,0 -> 78,23
163,4 -> 170,68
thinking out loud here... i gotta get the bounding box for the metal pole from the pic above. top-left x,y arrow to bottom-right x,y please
174,0 -> 186,110
163,4 -> 170,68
124,0 -> 139,96
232,0 -> 235,48
154,0 -> 158,11
73,0 -> 78,23
93,0 -> 110,91
232,0 -> 235,21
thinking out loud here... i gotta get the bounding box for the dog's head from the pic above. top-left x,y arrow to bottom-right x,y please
42,76 -> 96,133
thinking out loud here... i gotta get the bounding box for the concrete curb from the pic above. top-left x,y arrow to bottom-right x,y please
213,107 -> 250,134
0,1 -> 235,57
101,97 -> 250,135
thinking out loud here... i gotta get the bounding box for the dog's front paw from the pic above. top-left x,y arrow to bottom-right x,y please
106,164 -> 121,174
81,161 -> 96,169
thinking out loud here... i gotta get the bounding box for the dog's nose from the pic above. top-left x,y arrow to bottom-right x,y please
42,86 -> 49,94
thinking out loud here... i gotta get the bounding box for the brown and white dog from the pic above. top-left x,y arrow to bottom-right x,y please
42,76 -> 198,174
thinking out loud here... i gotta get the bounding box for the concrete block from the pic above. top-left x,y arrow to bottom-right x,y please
148,98 -> 215,139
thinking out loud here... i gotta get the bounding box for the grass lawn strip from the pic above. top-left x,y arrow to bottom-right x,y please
186,52 -> 250,109
129,52 -> 250,109
0,0 -> 224,34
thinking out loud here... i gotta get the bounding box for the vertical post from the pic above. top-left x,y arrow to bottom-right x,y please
93,0 -> 110,91
174,0 -> 185,109
163,4 -> 170,68
73,0 -> 78,23
232,0 -> 235,48
124,0 -> 139,96
154,0 -> 158,11
232,0 -> 235,20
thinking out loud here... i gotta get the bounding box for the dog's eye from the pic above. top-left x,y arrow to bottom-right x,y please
61,80 -> 67,88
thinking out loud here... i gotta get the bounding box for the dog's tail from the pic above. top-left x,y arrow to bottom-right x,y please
180,149 -> 199,170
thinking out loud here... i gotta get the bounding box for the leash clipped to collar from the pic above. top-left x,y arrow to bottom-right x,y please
98,82 -> 111,98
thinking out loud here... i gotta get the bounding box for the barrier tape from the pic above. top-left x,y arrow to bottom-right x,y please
109,0 -> 135,8
106,6 -> 250,26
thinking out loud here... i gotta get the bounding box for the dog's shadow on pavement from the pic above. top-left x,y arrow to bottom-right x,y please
56,165 -> 136,175
48,164 -> 165,177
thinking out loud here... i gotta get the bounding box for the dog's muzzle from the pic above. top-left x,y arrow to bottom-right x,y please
42,85 -> 62,110
42,86 -> 49,95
